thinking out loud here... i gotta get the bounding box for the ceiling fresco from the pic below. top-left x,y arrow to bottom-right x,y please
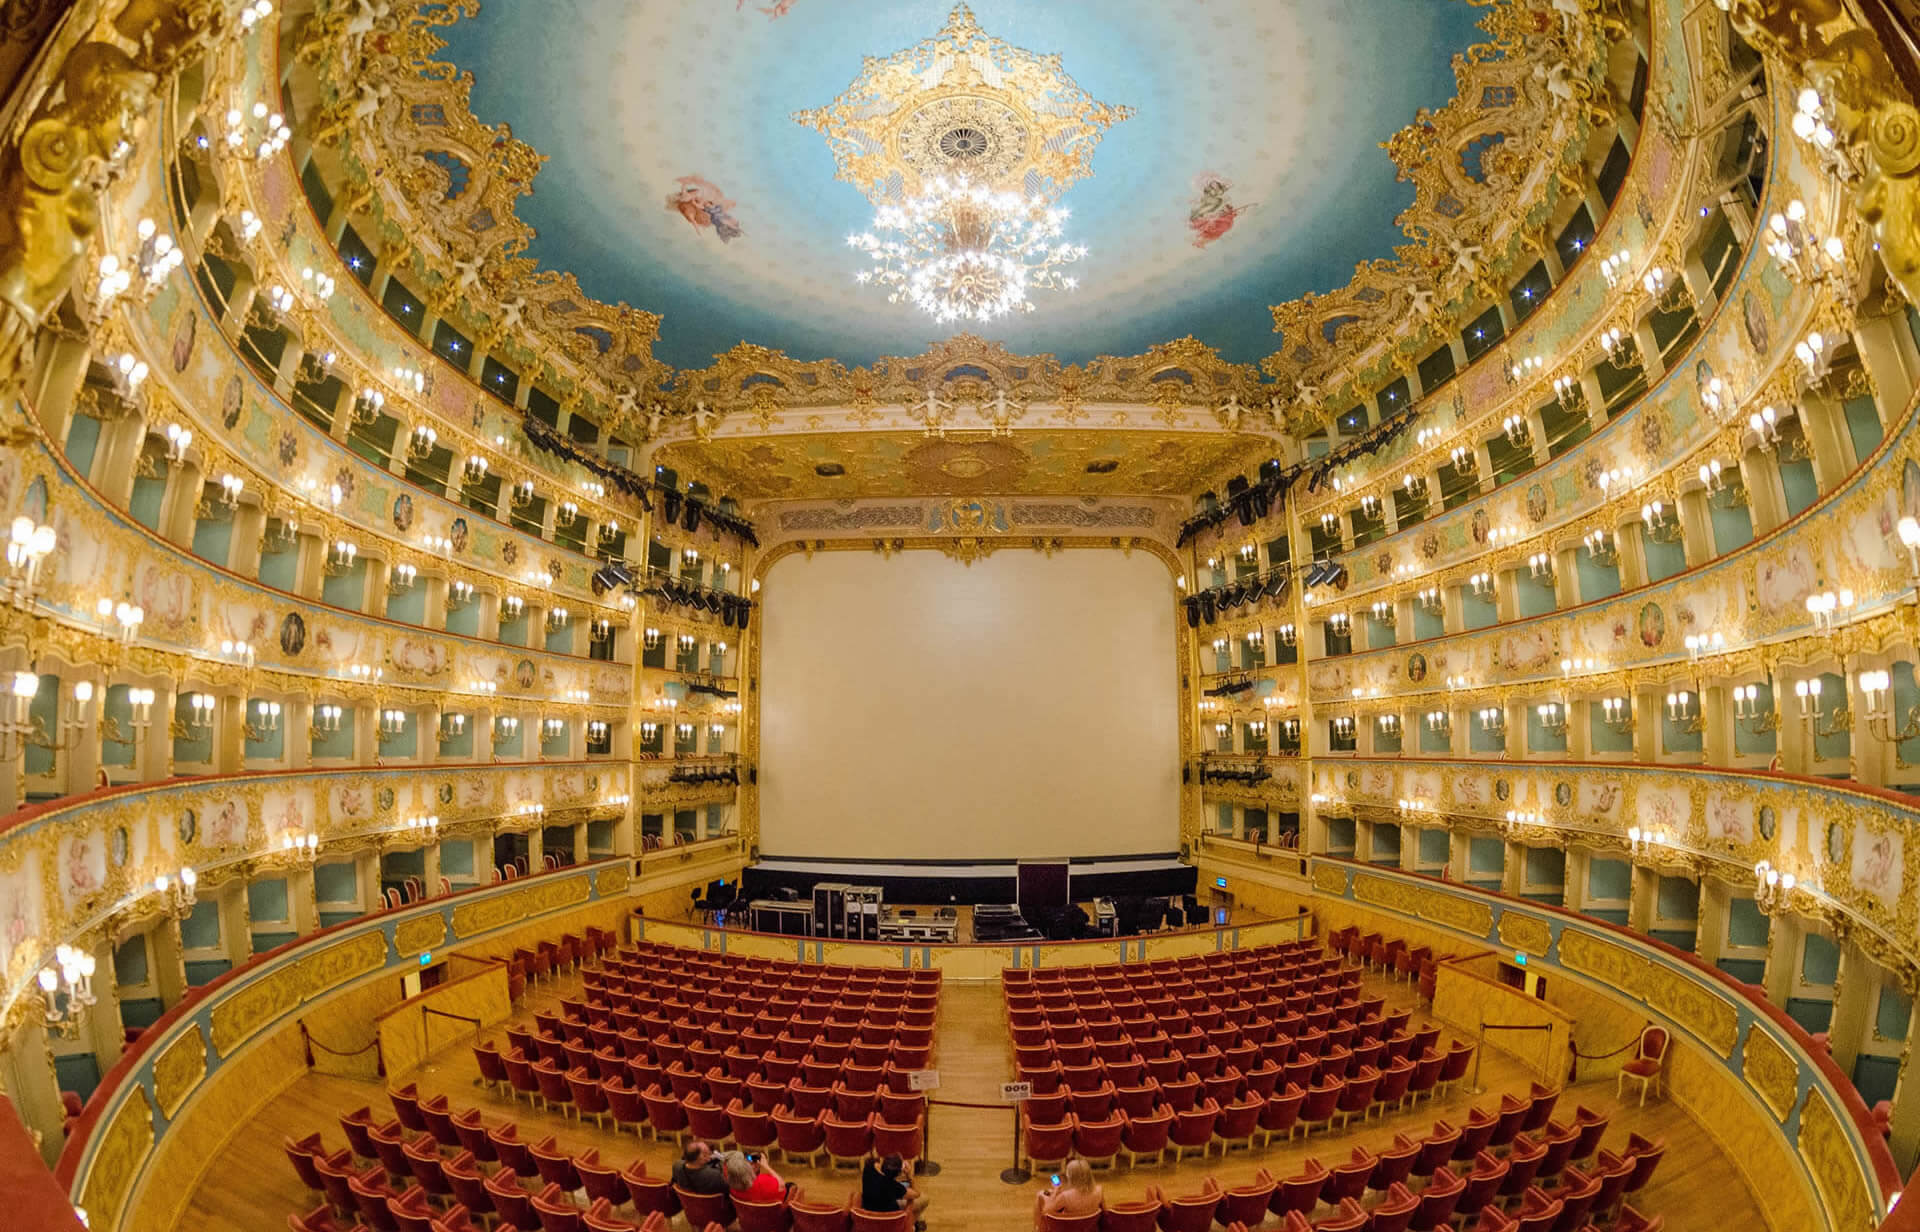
419,0 -> 1491,372
651,429 -> 1265,501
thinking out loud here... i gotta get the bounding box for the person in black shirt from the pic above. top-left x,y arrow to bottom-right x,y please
672,1140 -> 731,1195
859,1153 -> 928,1228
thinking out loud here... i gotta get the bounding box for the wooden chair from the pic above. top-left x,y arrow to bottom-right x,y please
1616,1026 -> 1670,1106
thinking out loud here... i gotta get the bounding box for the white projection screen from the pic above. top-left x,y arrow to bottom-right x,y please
757,549 -> 1180,862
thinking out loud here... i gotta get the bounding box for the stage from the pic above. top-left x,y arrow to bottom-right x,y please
737,852 -> 1195,907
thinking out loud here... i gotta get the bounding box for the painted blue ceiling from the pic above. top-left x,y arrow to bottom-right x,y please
432,0 -> 1488,373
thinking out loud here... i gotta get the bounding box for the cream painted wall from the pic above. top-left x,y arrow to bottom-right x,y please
758,548 -> 1181,860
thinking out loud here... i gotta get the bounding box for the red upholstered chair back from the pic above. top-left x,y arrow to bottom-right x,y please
1096,1200 -> 1160,1232
1638,1026 -> 1669,1063
1040,1212 -> 1102,1232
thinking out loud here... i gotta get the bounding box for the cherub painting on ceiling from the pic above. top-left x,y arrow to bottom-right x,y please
1188,172 -> 1254,249
666,176 -> 744,243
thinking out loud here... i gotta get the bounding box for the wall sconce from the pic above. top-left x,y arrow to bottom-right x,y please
1795,331 -> 1832,383
589,619 -> 614,644
1399,797 -> 1433,819
61,681 -> 94,743
215,472 -> 245,510
421,532 -> 453,556
1898,518 -> 1920,582
1210,637 -> 1228,660
1601,695 -> 1633,733
1527,552 -> 1554,581
502,595 -> 524,620
1599,248 -> 1632,288
351,387 -> 386,426
1244,630 -> 1263,652
1369,600 -> 1394,625
1754,860 -> 1797,911
1467,571 -> 1492,598
1746,403 -> 1785,452
1859,669 -> 1920,743
224,100 -> 290,160
154,866 -> 198,920
406,424 -> 439,460
347,663 -> 382,684
1359,494 -> 1380,519
37,945 -> 97,1039
310,703 -> 343,736
1448,444 -> 1477,473
1665,689 -> 1704,732
1237,544 -> 1257,566
513,802 -> 547,821
495,716 -> 521,740
1425,709 -> 1451,736
1560,657 -> 1599,679
404,814 -> 439,839
510,479 -> 536,509
1326,611 -> 1351,637
391,365 -> 426,395
675,722 -> 695,744
556,501 -> 580,529
462,455 -> 490,485
677,633 -> 698,655
1598,325 -> 1636,368
448,580 -> 474,609
643,627 -> 662,651
1806,588 -> 1855,633
547,607 -> 571,632
1275,623 -> 1296,648
1330,715 -> 1355,740
467,679 -> 496,697
4,516 -> 56,604
0,671 -> 38,759
1281,717 -> 1300,741
94,219 -> 184,314
1504,810 -> 1544,833
1318,513 -> 1339,536
1551,371 -> 1585,408
438,713 -> 467,742
280,831 -> 320,865
389,563 -> 417,591
588,720 -> 610,742
378,708 -> 407,737
584,480 -> 607,499
1376,713 -> 1401,737
640,720 -> 660,743
98,598 -> 144,645
1535,702 -> 1569,736
1733,683 -> 1780,734
1416,587 -> 1443,613
1401,473 -> 1427,500
245,700 -> 281,742
1507,353 -> 1543,386
598,521 -> 622,546
1248,719 -> 1268,742
324,540 -> 358,575
1501,414 -> 1531,447
126,686 -> 156,733
1642,266 -> 1690,314
183,691 -> 217,731
1212,720 -> 1231,742
1639,501 -> 1681,543
1626,825 -> 1668,857
1682,631 -> 1726,661
1476,706 -> 1506,735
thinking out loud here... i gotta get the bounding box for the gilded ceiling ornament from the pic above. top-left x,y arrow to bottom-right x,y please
791,4 -> 1132,205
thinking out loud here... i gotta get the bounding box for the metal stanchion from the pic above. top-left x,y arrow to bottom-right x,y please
918,1100 -> 940,1177
1000,1102 -> 1030,1184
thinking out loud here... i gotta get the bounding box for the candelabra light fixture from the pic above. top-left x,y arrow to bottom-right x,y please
1639,501 -> 1681,543
1326,611 -> 1351,637
1369,600 -> 1394,626
244,699 -> 281,742
154,866 -> 198,920
378,708 -> 407,737
1642,265 -> 1691,314
1416,587 -> 1443,614
1795,331 -> 1833,384
1535,702 -> 1569,737
1859,669 -> 1920,744
407,424 -> 438,460
1683,631 -> 1726,661
1754,860 -> 1797,911
310,703 -> 343,736
1766,199 -> 1850,290
1806,588 -> 1856,633
1733,683 -> 1780,734
1664,689 -> 1704,732
1477,706 -> 1506,735
1507,353 -> 1544,387
403,814 -> 439,839
1626,825 -> 1668,857
1601,695 -> 1633,733
324,539 -> 358,576
1599,248 -> 1633,288
1501,414 -> 1531,448
1598,325 -> 1636,368
37,945 -> 97,1039
280,831 -> 320,865
438,713 -> 467,742
1425,709 -> 1451,736
1377,713 -> 1401,738
4,516 -> 56,605
1900,518 -> 1920,581
1789,86 -> 1857,182
1468,571 -> 1493,599
96,596 -> 144,646
1527,552 -> 1554,581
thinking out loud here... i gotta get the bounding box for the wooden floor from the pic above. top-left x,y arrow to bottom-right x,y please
178,966 -> 1760,1231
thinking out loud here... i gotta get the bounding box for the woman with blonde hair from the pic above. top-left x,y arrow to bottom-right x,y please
1035,1157 -> 1103,1228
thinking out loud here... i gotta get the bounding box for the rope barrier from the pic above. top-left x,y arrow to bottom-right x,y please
924,1097 -> 1014,1111
1571,1036 -> 1641,1060
422,1007 -> 482,1027
299,1020 -> 385,1076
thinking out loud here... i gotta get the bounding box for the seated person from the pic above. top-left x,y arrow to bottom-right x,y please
725,1152 -> 787,1203
1034,1158 -> 1103,1229
860,1153 -> 930,1228
672,1140 -> 732,1194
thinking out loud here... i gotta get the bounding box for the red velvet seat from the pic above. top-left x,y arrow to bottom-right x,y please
775,1107 -> 827,1167
621,1162 -> 678,1220
788,1192 -> 850,1232
1219,1173 -> 1276,1227
1371,1182 -> 1420,1232
1120,1106 -> 1172,1167
1143,1180 -> 1219,1232
1258,1082 -> 1305,1146
1458,1150 -> 1510,1220
569,1067 -> 612,1129
734,1192 -> 793,1232
388,1084 -> 427,1134
1297,1076 -> 1341,1137
822,1111 -> 873,1166
1324,1147 -> 1376,1205
674,1186 -> 734,1231
1500,1132 -> 1547,1199
1313,1197 -> 1369,1232
848,1208 -> 912,1232
1412,1166 -> 1465,1231
339,1106 -> 396,1165
1617,1027 -> 1670,1106
1097,1199 -> 1160,1232
285,1133 -> 345,1196
1213,1092 -> 1262,1153
443,1153 -> 491,1224
1168,1097 -> 1219,1163
641,1084 -> 689,1144
1024,1117 -> 1075,1171
1436,1040 -> 1475,1097
1455,1104 -> 1499,1161
530,1135 -> 581,1192
531,1182 -> 585,1232
1564,1104 -> 1609,1163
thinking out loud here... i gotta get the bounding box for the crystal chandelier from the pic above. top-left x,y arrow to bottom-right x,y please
847,177 -> 1087,324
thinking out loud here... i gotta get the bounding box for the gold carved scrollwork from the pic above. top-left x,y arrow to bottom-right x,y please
1312,864 -> 1350,895
77,1083 -> 154,1230
1352,872 -> 1495,937
1741,1023 -> 1798,1121
151,1023 -> 208,1119
392,915 -> 446,959
1498,910 -> 1553,957
1798,1083 -> 1875,1232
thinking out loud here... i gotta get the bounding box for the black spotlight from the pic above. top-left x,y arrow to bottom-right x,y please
1184,597 -> 1202,628
589,561 -> 633,597
662,488 -> 683,523
1199,592 -> 1217,624
736,599 -> 752,630
682,499 -> 702,533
